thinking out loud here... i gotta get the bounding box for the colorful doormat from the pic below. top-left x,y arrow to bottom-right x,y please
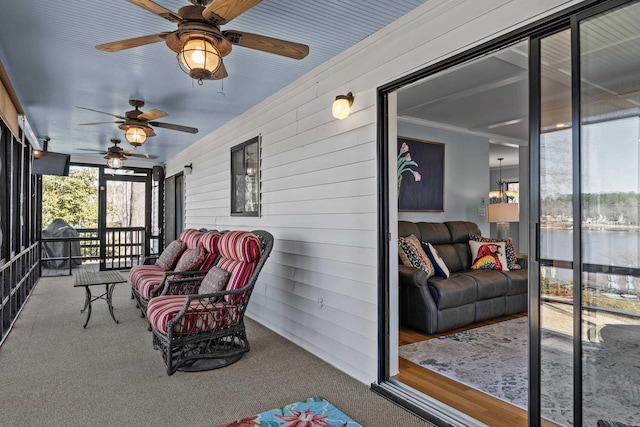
217,396 -> 361,427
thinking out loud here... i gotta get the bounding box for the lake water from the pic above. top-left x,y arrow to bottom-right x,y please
542,229 -> 640,267
541,228 -> 640,287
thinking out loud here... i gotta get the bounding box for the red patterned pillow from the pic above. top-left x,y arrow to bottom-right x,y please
174,243 -> 206,272
156,240 -> 187,270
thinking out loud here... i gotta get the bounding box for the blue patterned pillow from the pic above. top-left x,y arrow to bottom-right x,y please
421,242 -> 450,278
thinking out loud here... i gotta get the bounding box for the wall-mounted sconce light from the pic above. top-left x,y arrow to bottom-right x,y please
33,136 -> 49,159
184,163 -> 193,175
332,92 -> 354,120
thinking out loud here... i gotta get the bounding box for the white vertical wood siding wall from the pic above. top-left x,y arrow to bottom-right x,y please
166,0 -> 582,383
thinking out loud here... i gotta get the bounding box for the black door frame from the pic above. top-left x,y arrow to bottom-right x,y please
372,1 -> 632,426
98,167 -> 153,270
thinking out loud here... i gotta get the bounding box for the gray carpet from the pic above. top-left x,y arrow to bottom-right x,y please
0,275 -> 432,427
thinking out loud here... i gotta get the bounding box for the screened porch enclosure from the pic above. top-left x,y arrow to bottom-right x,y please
39,165 -> 161,277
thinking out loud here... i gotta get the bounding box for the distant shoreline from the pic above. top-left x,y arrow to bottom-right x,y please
542,222 -> 640,232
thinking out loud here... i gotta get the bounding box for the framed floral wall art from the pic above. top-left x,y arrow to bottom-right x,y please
397,137 -> 445,212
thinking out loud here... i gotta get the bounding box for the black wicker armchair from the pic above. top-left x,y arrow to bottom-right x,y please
130,230 -> 222,318
146,230 -> 273,375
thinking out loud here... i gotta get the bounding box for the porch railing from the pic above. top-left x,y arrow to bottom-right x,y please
1,243 -> 40,345
40,227 -> 149,276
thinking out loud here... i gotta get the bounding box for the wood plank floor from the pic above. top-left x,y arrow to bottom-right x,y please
395,314 -> 559,427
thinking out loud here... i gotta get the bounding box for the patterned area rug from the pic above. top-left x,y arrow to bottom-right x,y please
217,396 -> 361,427
399,317 -> 640,426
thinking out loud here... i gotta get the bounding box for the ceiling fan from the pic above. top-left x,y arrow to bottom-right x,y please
76,99 -> 198,147
80,138 -> 158,159
95,0 -> 309,83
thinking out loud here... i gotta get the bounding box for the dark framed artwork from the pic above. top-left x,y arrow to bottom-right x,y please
397,137 -> 445,212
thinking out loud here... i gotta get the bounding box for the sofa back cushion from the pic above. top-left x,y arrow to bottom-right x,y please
416,223 -> 451,244
445,221 -> 481,270
398,221 -> 421,239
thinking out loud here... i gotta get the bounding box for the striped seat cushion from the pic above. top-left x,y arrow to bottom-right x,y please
135,271 -> 167,299
129,264 -> 164,284
147,295 -> 239,335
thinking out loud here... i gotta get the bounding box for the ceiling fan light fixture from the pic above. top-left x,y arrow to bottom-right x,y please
178,36 -> 221,84
332,92 -> 354,120
107,157 -> 124,169
125,126 -> 148,147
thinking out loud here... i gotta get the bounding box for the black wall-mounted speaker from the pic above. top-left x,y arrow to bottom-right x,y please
152,165 -> 164,181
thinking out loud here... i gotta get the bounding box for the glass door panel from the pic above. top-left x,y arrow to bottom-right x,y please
539,28 -> 575,427
102,178 -> 147,269
579,3 -> 640,425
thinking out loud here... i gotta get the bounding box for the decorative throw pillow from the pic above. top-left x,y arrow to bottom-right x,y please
469,233 -> 518,270
398,235 -> 435,278
469,240 -> 509,271
198,266 -> 231,295
156,240 -> 187,270
421,242 -> 450,278
174,242 -> 206,272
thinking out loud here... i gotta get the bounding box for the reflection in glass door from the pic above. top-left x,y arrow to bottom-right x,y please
536,2 -> 640,425
579,2 -> 640,425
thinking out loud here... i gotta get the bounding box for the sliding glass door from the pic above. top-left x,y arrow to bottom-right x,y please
534,2 -> 640,425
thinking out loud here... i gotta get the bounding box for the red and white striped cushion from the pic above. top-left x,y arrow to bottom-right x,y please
147,295 -> 238,335
217,258 -> 256,292
179,228 -> 204,249
214,231 -> 261,303
129,264 -> 164,284
218,231 -> 261,264
199,231 -> 222,270
135,271 -> 166,299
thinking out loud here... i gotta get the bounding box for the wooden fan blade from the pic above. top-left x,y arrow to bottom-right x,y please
211,62 -> 228,80
126,0 -> 183,23
76,148 -> 108,154
148,121 -> 198,134
75,106 -> 126,120
222,31 -> 309,59
96,32 -> 172,52
202,0 -> 262,25
122,151 -> 159,159
138,109 -> 168,121
79,121 -> 125,126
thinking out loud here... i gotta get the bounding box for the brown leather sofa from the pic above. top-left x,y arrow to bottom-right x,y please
398,220 -> 527,334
